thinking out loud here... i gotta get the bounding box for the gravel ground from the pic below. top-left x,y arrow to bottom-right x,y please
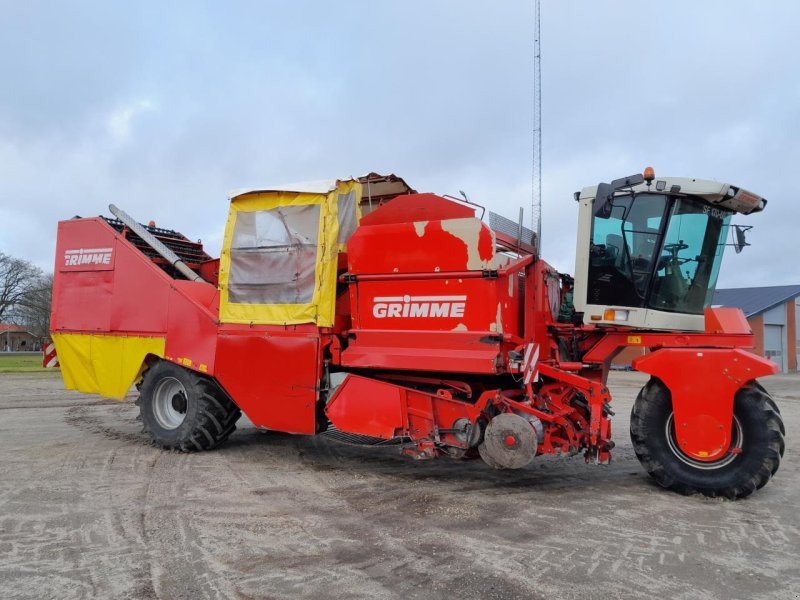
0,370 -> 798,600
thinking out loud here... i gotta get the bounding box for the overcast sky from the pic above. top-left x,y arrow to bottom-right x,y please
1,1 -> 798,287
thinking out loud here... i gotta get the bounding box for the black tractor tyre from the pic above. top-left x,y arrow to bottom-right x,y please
630,377 -> 785,499
136,360 -> 241,452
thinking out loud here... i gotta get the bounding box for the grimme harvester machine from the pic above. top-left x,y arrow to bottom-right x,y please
51,170 -> 785,498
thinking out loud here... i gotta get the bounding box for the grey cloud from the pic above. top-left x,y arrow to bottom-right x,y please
0,0 -> 797,288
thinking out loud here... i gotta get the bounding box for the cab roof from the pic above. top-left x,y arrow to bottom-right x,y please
579,176 -> 767,215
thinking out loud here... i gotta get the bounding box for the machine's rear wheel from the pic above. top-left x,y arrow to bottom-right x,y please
630,377 -> 784,499
137,361 -> 241,452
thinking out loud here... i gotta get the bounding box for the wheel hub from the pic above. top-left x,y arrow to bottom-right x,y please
171,393 -> 187,413
665,412 -> 743,470
152,377 -> 188,430
479,413 -> 538,469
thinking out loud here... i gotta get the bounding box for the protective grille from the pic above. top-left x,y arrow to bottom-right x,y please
102,217 -> 211,265
488,211 -> 535,245
321,425 -> 407,446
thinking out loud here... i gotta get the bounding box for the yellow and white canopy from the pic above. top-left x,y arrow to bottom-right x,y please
219,178 -> 362,327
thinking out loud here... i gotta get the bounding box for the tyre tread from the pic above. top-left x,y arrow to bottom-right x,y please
138,361 -> 242,452
630,378 -> 784,499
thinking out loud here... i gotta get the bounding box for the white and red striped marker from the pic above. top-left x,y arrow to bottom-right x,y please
43,342 -> 59,368
522,342 -> 539,384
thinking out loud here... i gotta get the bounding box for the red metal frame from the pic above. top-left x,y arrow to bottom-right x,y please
51,193 -> 774,466
633,348 -> 777,460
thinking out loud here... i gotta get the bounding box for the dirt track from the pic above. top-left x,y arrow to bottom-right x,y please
1,371 -> 798,599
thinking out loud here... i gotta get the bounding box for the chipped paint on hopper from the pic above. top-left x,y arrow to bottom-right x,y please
440,218 -> 494,270
495,303 -> 504,334
413,221 -> 428,237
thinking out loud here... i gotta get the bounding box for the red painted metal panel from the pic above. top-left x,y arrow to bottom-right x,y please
164,282 -> 219,373
214,330 -> 321,433
173,279 -> 218,309
580,330 -> 755,367
326,374 -> 482,447
326,375 -> 405,438
53,217 -> 220,341
633,348 -> 778,461
53,218 -> 176,335
198,259 -> 220,287
341,330 -> 501,373
350,277 -> 513,333
110,237 -> 170,333
348,218 -> 495,275
704,307 -> 752,335
56,219 -> 116,273
358,193 -> 475,227
52,219 -> 118,333
52,270 -> 114,332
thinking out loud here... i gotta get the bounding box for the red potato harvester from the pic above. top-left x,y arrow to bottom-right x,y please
51,170 -> 784,499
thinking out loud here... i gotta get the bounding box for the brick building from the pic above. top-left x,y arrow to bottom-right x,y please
0,323 -> 40,352
713,285 -> 800,373
611,284 -> 800,373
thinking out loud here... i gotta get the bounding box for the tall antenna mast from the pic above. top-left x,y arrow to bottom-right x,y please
531,0 -> 542,254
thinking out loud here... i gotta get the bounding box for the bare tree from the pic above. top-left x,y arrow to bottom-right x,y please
14,273 -> 53,341
0,252 -> 43,323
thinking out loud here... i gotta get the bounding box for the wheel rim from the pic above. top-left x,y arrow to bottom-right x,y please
152,377 -> 188,430
665,413 -> 743,470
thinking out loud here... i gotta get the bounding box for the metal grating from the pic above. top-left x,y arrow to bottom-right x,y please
101,216 -> 211,265
488,211 -> 535,245
321,425 -> 408,446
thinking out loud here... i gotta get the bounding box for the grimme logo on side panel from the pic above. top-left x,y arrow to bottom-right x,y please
373,295 -> 467,318
63,247 -> 113,267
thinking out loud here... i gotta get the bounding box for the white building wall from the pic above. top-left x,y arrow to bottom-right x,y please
796,299 -> 800,368
763,304 -> 788,372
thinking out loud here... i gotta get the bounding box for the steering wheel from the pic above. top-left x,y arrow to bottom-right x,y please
659,241 -> 693,269
664,242 -> 689,255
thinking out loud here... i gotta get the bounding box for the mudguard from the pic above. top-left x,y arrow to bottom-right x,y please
633,348 -> 778,461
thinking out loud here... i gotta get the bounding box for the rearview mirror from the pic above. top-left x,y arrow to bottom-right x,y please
593,173 -> 645,218
733,224 -> 752,254
593,183 -> 615,218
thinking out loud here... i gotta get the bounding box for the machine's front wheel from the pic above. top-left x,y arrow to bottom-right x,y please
137,361 -> 241,452
630,377 -> 784,499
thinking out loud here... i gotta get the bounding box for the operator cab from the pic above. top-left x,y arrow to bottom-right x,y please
573,170 -> 766,331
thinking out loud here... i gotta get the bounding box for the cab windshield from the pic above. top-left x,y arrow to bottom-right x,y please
588,193 -> 731,314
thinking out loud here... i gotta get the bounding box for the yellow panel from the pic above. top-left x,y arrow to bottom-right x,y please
52,333 -> 165,400
219,180 -> 362,327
